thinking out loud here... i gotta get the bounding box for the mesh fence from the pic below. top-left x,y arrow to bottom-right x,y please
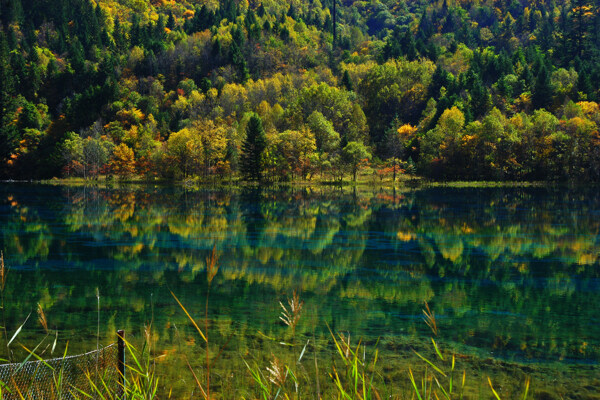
0,343 -> 120,400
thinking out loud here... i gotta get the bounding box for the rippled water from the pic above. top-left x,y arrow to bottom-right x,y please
0,183 -> 598,397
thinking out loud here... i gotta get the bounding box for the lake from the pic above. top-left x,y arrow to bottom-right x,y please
0,183 -> 598,398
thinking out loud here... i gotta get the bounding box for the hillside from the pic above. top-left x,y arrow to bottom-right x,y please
1,0 -> 600,181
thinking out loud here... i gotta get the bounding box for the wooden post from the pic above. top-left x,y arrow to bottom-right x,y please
117,330 -> 125,399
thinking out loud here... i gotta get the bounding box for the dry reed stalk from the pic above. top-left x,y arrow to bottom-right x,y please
279,290 -> 304,334
0,252 -> 7,291
266,356 -> 287,387
37,304 -> 48,334
423,301 -> 438,336
206,244 -> 219,285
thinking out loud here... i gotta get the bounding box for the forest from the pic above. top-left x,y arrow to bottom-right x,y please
1,0 -> 600,182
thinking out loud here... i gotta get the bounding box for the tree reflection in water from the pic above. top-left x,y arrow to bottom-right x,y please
0,184 -> 598,397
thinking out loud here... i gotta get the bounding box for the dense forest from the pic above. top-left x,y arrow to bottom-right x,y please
1,0 -> 600,181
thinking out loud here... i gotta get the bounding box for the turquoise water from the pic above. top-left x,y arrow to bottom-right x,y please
0,183 -> 598,396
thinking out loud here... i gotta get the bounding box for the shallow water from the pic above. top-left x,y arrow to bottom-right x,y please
0,183 -> 598,397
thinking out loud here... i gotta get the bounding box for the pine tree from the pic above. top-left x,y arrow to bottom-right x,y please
230,41 -> 249,83
341,70 -> 353,91
401,30 -> 418,61
532,64 -> 553,110
470,74 -> 491,119
240,114 -> 267,181
570,0 -> 592,58
113,18 -> 126,51
167,12 -> 175,30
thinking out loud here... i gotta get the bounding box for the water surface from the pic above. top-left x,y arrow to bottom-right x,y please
0,184 -> 598,397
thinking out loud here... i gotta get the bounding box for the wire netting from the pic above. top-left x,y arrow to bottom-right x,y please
0,343 -> 119,399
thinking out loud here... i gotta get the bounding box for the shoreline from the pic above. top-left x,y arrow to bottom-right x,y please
8,175 -> 577,190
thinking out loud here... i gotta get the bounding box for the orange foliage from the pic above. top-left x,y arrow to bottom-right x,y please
109,143 -> 136,178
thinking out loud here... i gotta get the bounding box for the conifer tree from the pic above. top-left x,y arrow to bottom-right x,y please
532,64 -> 553,110
342,70 -> 353,91
241,114 -> 267,181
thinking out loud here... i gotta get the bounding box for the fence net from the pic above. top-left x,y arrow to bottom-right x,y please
0,343 -> 119,400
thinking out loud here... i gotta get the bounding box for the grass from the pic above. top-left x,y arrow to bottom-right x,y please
38,169 -> 558,190
0,250 -> 540,399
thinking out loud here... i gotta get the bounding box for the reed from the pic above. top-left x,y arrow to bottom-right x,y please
279,290 -> 303,339
244,290 -> 309,400
328,326 -> 382,400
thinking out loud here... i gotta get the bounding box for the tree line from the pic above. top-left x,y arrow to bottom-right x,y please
1,0 -> 600,181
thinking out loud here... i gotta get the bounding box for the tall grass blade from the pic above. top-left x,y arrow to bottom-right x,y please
431,338 -> 444,361
488,377 -> 502,400
433,375 -> 451,400
17,341 -> 52,373
331,367 -> 353,400
327,323 -> 349,364
243,359 -> 270,399
522,377 -> 530,400
368,348 -> 378,390
413,350 -> 446,377
298,339 -> 309,363
408,368 -> 423,400
8,313 -> 31,347
51,330 -> 58,355
170,290 -> 207,342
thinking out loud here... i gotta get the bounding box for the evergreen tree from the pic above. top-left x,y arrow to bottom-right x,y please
287,4 -> 296,19
532,64 -> 553,110
429,66 -> 451,99
470,74 -> 491,119
167,12 -> 175,30
578,67 -> 594,98
257,3 -> 266,18
230,41 -> 249,82
212,37 -> 222,57
241,114 -> 267,181
113,18 -> 126,51
570,0 -> 592,58
342,70 -> 353,91
401,30 -> 418,61
324,14 -> 333,34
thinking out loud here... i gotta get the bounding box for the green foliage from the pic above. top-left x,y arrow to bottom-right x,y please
306,111 -> 340,153
241,114 -> 267,181
2,0 -> 600,181
342,141 -> 371,181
